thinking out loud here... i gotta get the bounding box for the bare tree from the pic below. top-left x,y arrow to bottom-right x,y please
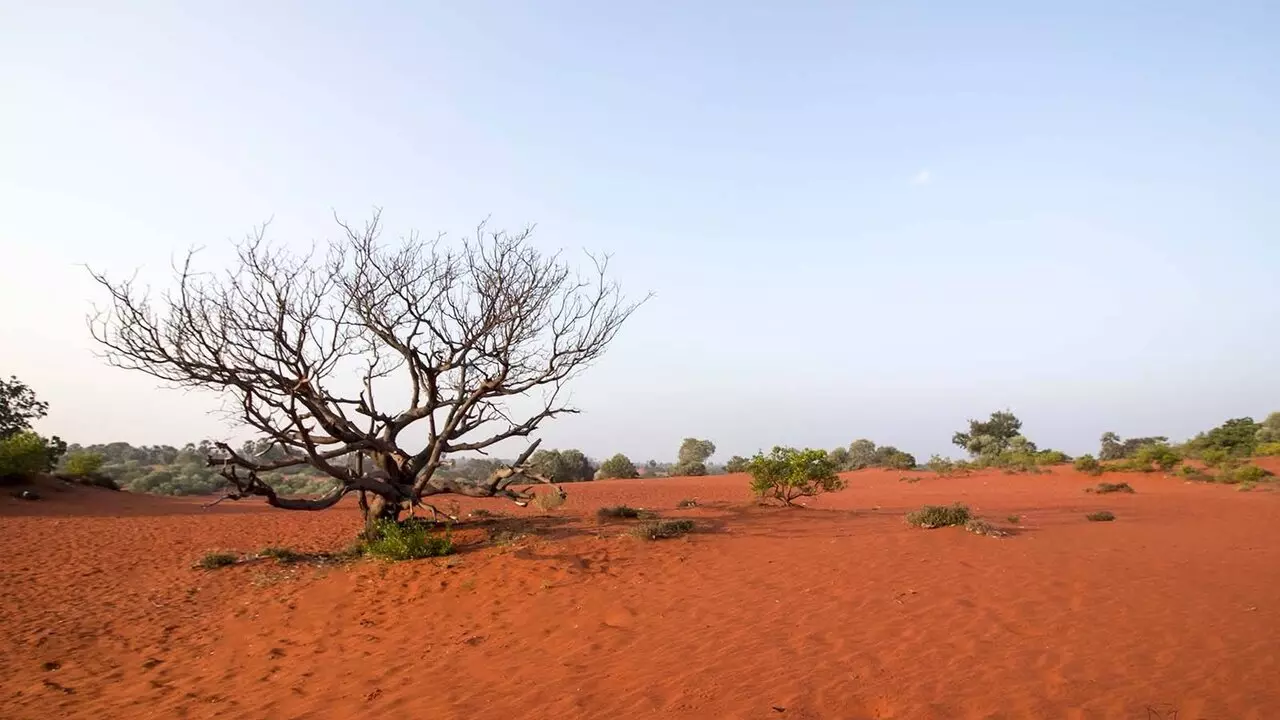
88,212 -> 646,524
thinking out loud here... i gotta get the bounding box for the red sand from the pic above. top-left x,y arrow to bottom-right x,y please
2,467 -> 1279,719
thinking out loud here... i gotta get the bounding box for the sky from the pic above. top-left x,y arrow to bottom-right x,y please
2,1 -> 1279,462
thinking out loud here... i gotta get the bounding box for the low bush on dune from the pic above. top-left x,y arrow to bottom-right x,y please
1006,514 -> 1021,524
1178,465 -> 1212,481
1255,442 -> 1280,457
198,552 -> 239,569
747,446 -> 845,506
1221,464 -> 1272,485
1133,443 -> 1181,472
631,519 -> 695,540
1085,511 -> 1116,522
259,546 -> 306,564
0,431 -> 57,482
906,503 -> 971,528
597,505 -> 650,520
964,518 -> 1008,537
361,519 -> 454,561
1073,454 -> 1103,476
1087,482 -> 1135,494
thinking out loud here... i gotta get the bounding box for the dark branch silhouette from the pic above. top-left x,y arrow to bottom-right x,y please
88,211 -> 646,522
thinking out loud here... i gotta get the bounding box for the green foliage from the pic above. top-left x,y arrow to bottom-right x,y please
0,376 -> 48,438
1198,448 -> 1230,468
1183,417 -> 1262,458
198,552 -> 239,569
1085,511 -> 1116,522
1099,432 -> 1169,461
259,547 -> 305,564
845,439 -> 877,469
630,518 -> 694,540
1133,443 -> 1180,471
873,446 -> 916,470
906,503 -> 971,528
1006,514 -> 1021,524
0,431 -> 56,480
530,448 -> 596,482
926,454 -> 958,475
596,453 -> 639,479
1036,450 -> 1069,465
952,411 -> 1024,457
362,519 -> 454,560
1178,464 -> 1211,481
1254,442 -> 1280,457
747,446 -> 845,506
597,505 -> 644,520
1073,454 -> 1103,476
1088,482 -> 1135,494
62,451 -> 105,477
830,439 -> 916,471
724,455 -> 750,473
1223,464 -> 1272,485
674,438 -> 716,476
1255,412 -> 1280,444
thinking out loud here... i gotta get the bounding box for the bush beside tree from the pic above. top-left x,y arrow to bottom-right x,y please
747,447 -> 845,506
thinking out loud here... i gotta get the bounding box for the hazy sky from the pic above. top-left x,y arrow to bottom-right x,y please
3,2 -> 1278,462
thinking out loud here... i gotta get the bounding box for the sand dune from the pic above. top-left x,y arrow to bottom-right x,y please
2,468 -> 1278,719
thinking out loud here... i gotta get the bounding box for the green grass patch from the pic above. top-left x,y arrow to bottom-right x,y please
905,503 -> 971,528
198,552 -> 238,569
362,519 -> 454,561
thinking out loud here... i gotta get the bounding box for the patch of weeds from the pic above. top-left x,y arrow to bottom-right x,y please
1238,481 -> 1257,492
1087,482 -> 1135,494
198,552 -> 239,570
1006,514 -> 1021,524
488,528 -> 528,547
258,547 -> 305,564
905,503 -> 971,528
469,508 -> 494,519
362,518 -> 454,561
964,518 -> 1008,538
1085,511 -> 1116,522
1224,464 -> 1273,485
597,505 -> 651,520
1178,465 -> 1211,481
631,519 -> 695,540
533,488 -> 566,513
899,475 -> 922,483
676,498 -> 698,509
1073,455 -> 1104,476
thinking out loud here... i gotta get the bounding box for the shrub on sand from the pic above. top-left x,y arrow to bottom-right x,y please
905,503 -> 971,528
362,519 -> 453,561
1087,482 -> 1135,494
1085,511 -> 1116,522
631,519 -> 695,540
198,552 -> 239,569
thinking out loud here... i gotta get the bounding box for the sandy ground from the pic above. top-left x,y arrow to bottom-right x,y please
2,465 -> 1278,720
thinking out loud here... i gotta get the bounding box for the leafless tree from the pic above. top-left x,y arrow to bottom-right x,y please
88,211 -> 646,524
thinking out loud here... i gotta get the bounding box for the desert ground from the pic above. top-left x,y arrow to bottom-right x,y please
2,466 -> 1278,720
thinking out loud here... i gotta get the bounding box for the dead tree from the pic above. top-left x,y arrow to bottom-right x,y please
88,211 -> 646,523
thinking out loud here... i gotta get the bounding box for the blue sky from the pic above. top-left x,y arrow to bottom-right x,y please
2,1 -> 1278,461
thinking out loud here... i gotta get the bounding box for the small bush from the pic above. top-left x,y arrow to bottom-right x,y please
533,488 -> 567,513
899,475 -> 922,483
1238,482 -> 1256,492
747,446 -> 845,506
1085,511 -> 1116,522
926,454 -> 957,475
61,451 -> 105,477
1198,448 -> 1230,468
1223,464 -> 1272,485
1007,514 -> 1021,524
1255,442 -> 1280,457
1134,444 -> 1180,471
198,552 -> 239,569
1073,454 -> 1103,476
259,546 -> 304,564
1037,450 -> 1069,465
597,505 -> 644,520
906,503 -> 971,528
363,519 -> 454,561
1088,482 -> 1135,494
1178,465 -> 1209,480
631,519 -> 695,540
676,498 -> 698,509
964,518 -> 1007,537
0,431 -> 54,481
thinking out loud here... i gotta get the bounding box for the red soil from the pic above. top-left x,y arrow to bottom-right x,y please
2,467 -> 1279,719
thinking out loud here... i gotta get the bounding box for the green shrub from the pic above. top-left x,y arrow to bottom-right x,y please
1006,514 -> 1021,524
925,454 -> 957,475
62,451 -> 105,477
724,456 -> 750,474
1133,444 -> 1180,471
596,453 -> 639,479
1254,442 -> 1280,457
362,519 -> 454,561
1198,448 -> 1230,468
198,552 -> 239,569
1086,511 -> 1116,522
906,503 -> 971,528
0,431 -> 54,480
1223,464 -> 1272,485
597,505 -> 644,520
747,446 -> 845,506
1238,482 -> 1256,492
1036,450 -> 1069,465
1073,454 -> 1103,476
1088,482 -> 1135,494
631,519 -> 695,540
